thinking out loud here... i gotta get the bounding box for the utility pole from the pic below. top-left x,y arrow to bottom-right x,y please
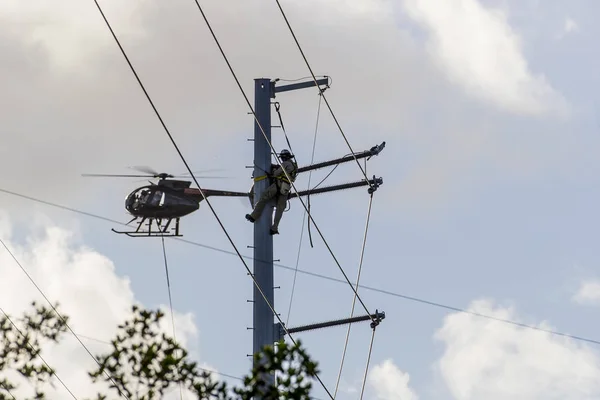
251,77 -> 329,388
251,77 -> 385,394
252,78 -> 273,382
252,77 -> 327,385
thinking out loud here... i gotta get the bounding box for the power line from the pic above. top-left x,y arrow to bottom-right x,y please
359,329 -> 376,400
2,188 -> 600,346
0,238 -> 130,399
273,0 -> 372,188
3,309 -> 325,399
160,237 -> 184,400
0,306 -> 78,400
333,193 -> 374,398
90,1 -> 335,397
7,314 -> 250,394
305,95 -> 324,248
73,333 -> 326,400
0,382 -> 16,400
187,0 -> 376,326
286,94 -> 323,326
161,237 -> 177,342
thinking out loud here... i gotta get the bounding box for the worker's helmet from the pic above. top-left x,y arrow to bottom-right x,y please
279,149 -> 293,160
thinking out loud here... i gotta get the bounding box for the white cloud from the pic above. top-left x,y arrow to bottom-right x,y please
434,299 -> 600,400
369,359 -> 419,400
400,0 -> 568,117
0,0 -> 146,71
0,210 -> 209,399
573,280 -> 600,306
0,0 -> 431,210
0,0 -> 584,218
564,17 -> 580,34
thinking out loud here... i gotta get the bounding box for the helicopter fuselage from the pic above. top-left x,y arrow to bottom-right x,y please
125,185 -> 199,219
124,179 -> 249,219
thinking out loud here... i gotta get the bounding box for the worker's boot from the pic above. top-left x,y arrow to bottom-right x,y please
269,227 -> 279,235
245,214 -> 255,223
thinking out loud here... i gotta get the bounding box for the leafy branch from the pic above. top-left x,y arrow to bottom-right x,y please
0,303 -> 319,399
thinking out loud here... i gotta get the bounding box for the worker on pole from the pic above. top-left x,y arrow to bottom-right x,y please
246,149 -> 298,235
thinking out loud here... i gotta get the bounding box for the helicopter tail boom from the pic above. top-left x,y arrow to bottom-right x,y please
184,188 -> 249,201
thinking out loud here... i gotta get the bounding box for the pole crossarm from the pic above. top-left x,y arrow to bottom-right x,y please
272,77 -> 330,97
289,177 -> 383,198
297,142 -> 386,174
275,310 -> 385,340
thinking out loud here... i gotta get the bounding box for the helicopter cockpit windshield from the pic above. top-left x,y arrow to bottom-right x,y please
127,188 -> 165,212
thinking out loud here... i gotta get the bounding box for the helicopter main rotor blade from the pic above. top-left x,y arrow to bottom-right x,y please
177,168 -> 227,176
81,173 -> 153,178
170,175 -> 233,179
128,165 -> 160,175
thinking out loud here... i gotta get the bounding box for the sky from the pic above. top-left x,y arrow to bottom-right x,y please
1,0 -> 600,399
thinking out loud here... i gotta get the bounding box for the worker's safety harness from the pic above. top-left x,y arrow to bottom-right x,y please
253,159 -> 298,196
274,160 -> 297,196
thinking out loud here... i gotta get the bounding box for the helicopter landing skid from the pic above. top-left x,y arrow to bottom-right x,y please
112,217 -> 182,237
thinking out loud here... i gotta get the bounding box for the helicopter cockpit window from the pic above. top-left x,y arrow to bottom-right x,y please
139,190 -> 150,203
130,190 -> 148,210
147,191 -> 164,207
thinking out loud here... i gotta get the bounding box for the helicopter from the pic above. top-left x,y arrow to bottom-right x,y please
82,166 -> 249,237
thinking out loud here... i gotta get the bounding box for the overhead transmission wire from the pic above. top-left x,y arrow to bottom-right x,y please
268,4 -> 423,392
273,0 -> 372,190
160,237 -> 184,400
43,331 -> 324,400
356,197 -> 378,400
3,188 -> 600,346
2,312 -> 249,391
333,193 -> 374,398
274,96 -> 378,396
0,306 -> 78,400
284,94 -> 322,326
275,94 -> 343,248
359,329 -> 376,400
188,0 -> 377,328
0,382 -> 16,400
0,237 -> 129,399
90,1 -> 335,398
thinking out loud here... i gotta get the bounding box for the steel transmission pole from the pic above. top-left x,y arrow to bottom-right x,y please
252,78 -> 275,388
251,76 -> 364,395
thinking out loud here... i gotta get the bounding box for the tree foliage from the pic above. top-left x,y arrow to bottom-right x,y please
0,301 -> 69,400
0,303 -> 319,400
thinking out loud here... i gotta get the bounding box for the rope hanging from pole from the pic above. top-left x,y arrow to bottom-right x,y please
274,102 -> 294,157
